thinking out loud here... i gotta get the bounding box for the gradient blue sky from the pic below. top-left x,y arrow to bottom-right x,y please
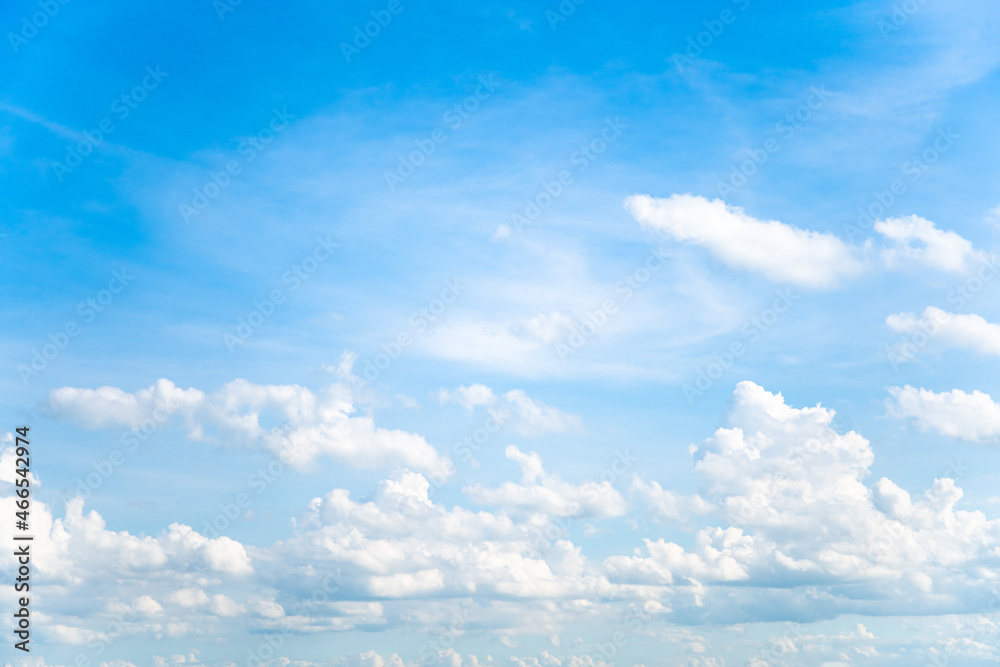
3,0 -> 1000,665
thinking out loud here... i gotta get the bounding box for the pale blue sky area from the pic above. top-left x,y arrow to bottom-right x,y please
3,0 -> 1000,665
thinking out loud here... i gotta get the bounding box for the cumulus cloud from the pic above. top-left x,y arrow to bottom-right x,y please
630,477 -> 715,525
23,380 -> 1000,651
464,445 -> 627,517
268,468 -> 629,613
47,378 -> 450,474
887,385 -> 1000,441
887,306 -> 1000,356
607,381 -> 1000,621
876,215 -> 989,273
0,484 -> 257,648
624,194 -> 863,288
47,378 -> 206,429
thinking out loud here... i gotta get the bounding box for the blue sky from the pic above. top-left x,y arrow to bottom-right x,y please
3,0 -> 1000,665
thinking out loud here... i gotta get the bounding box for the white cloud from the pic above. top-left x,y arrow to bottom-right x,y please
396,394 -> 420,409
887,306 -> 1000,356
624,194 -> 863,288
47,378 -> 450,474
437,383 -> 582,435
0,486 -> 259,649
24,380 -> 1000,649
1,433 -> 40,486
747,623 -> 881,667
270,467 -> 627,614
47,378 -> 206,429
502,390 -> 582,435
521,311 -> 579,346
168,588 -> 210,608
464,445 -> 626,517
438,383 -> 497,409
630,477 -> 715,525
333,650 -> 408,667
987,205 -> 1000,226
608,381 -> 1000,621
418,318 -> 560,378
887,385 -> 1000,441
132,595 -> 163,617
875,215 -> 988,273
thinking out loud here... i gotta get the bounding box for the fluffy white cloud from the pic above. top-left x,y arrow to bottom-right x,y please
464,445 -> 627,517
22,380 -> 1000,656
630,477 -> 715,525
47,378 -> 450,474
257,468 -> 647,637
608,381 -> 1000,621
0,463 -> 260,648
887,306 -> 1000,356
624,194 -> 863,288
47,378 -> 206,429
887,385 -> 1000,441
876,215 -> 988,273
